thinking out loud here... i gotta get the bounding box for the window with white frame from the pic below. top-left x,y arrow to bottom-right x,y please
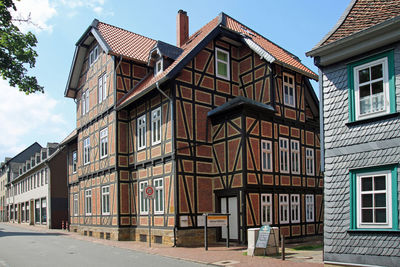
85,90 -> 89,113
215,47 -> 230,80
82,90 -> 89,115
279,194 -> 289,224
279,138 -> 289,173
100,128 -> 108,159
291,140 -> 300,174
151,107 -> 161,145
306,194 -> 314,222
357,171 -> 392,228
84,137 -> 90,165
291,194 -> 300,223
261,140 -> 272,172
98,73 -> 107,103
72,151 -> 77,173
261,193 -> 272,225
89,45 -> 99,66
306,148 -> 314,176
155,59 -> 163,76
283,73 -> 295,107
154,178 -> 164,214
73,193 -> 78,216
85,189 -> 92,215
137,114 -> 146,150
139,181 -> 149,214
102,186 -> 110,215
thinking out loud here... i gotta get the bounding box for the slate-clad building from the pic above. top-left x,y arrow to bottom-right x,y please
65,10 -> 322,245
306,0 -> 400,266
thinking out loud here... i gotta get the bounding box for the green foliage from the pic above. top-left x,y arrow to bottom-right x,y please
0,0 -> 43,94
291,244 -> 323,251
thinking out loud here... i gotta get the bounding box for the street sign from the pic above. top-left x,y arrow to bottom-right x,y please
207,215 -> 228,227
144,186 -> 155,199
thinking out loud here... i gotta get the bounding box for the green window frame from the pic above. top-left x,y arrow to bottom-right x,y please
348,50 -> 396,122
349,165 -> 398,231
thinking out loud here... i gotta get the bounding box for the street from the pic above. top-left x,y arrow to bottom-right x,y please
0,224 -> 206,267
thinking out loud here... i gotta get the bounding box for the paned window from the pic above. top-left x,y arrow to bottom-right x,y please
279,194 -> 289,224
291,194 -> 300,223
84,137 -> 90,165
261,140 -> 272,172
72,151 -> 77,173
348,50 -> 395,122
139,181 -> 149,214
82,90 -> 89,115
155,59 -> 163,76
215,47 -> 230,80
154,178 -> 164,214
98,73 -> 107,103
137,114 -> 146,150
291,140 -> 300,174
261,193 -> 272,225
89,45 -> 99,66
283,73 -> 295,107
306,148 -> 314,176
73,193 -> 78,216
102,186 -> 110,215
41,198 -> 46,224
100,128 -> 108,158
151,107 -> 161,145
306,194 -> 314,222
35,200 -> 40,223
85,189 -> 92,215
279,138 -> 289,173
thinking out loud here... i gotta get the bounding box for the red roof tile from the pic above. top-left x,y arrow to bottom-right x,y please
321,0 -> 400,46
97,21 -> 157,63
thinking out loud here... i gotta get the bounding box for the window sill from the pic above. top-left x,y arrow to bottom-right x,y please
346,112 -> 400,127
348,229 -> 400,234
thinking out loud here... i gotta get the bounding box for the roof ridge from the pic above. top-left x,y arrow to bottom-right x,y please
97,20 -> 156,42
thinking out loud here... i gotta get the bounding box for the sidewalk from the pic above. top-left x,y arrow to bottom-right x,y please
2,223 -> 323,267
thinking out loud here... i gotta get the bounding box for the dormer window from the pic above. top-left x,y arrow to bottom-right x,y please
89,45 -> 99,66
155,58 -> 163,76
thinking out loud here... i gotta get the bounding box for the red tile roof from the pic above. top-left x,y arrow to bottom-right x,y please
97,21 -> 157,63
117,13 -> 317,108
319,0 -> 400,47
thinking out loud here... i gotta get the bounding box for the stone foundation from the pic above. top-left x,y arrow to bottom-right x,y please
175,228 -> 217,247
69,225 -> 134,241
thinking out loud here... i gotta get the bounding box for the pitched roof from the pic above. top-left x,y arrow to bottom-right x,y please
117,13 -> 317,108
313,0 -> 400,49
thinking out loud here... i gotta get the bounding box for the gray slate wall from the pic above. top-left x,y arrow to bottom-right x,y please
322,43 -> 400,267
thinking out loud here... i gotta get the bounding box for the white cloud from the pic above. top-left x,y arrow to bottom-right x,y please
0,80 -> 68,160
11,0 -> 57,33
59,0 -> 107,15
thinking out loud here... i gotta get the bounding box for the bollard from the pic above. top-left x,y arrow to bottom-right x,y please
281,235 -> 285,261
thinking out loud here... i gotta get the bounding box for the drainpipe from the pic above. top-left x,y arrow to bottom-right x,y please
155,82 -> 176,246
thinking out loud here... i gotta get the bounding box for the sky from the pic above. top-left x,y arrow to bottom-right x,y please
0,0 -> 351,161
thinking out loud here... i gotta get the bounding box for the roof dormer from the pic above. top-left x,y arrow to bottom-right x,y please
148,41 -> 182,77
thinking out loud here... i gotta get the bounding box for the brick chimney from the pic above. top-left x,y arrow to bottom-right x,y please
177,10 -> 189,47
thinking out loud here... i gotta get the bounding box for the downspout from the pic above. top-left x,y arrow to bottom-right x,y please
155,81 -> 177,246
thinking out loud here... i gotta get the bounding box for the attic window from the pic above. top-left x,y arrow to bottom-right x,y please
155,58 -> 163,76
89,45 -> 99,66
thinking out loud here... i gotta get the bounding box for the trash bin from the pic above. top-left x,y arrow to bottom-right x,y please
247,227 -> 279,256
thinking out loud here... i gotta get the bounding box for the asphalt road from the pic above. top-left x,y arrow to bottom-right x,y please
0,224 -> 207,267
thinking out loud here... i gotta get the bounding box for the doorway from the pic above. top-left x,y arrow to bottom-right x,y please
220,196 -> 238,240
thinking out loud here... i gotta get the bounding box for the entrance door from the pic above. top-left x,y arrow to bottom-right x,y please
220,196 -> 238,240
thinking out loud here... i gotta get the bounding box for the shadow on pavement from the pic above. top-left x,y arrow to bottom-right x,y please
0,228 -> 65,237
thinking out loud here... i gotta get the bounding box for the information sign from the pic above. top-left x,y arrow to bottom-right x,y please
256,225 -> 271,248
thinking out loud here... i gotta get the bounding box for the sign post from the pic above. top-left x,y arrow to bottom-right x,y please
144,186 -> 155,247
203,213 -> 230,251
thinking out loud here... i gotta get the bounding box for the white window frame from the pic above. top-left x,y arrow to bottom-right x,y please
98,73 -> 107,103
85,189 -> 92,215
306,194 -> 314,222
85,90 -> 89,114
155,59 -> 163,76
151,107 -> 162,145
283,73 -> 295,107
83,137 -> 90,165
291,194 -> 300,223
306,148 -> 314,176
279,138 -> 289,173
89,45 -> 99,66
137,114 -> 146,150
215,47 -> 230,80
72,151 -> 77,174
279,194 -> 289,224
356,170 -> 392,229
261,193 -> 272,225
154,178 -> 164,214
102,186 -> 110,215
100,128 -> 108,159
73,193 -> 78,216
261,140 -> 272,172
81,91 -> 86,115
291,140 -> 300,174
139,181 -> 149,214
354,57 -> 390,120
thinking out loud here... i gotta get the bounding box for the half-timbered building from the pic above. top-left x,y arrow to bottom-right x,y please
65,10 -> 322,245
